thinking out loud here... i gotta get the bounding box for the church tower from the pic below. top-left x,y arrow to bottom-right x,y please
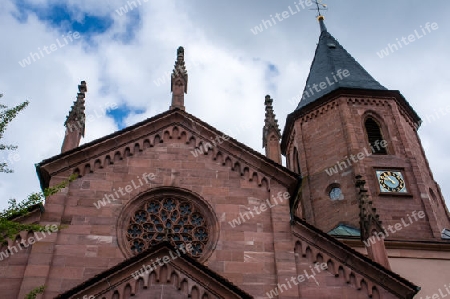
281,15 -> 450,243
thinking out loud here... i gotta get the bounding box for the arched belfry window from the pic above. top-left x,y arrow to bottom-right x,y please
365,118 -> 387,155
293,147 -> 301,175
429,188 -> 439,206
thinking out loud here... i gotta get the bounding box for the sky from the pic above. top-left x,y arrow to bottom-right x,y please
1,0 -> 450,212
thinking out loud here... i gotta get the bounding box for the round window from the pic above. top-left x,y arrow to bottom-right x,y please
329,187 -> 342,201
126,197 -> 209,258
117,187 -> 219,263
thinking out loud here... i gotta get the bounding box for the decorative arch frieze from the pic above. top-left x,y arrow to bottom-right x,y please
300,100 -> 338,124
68,124 -> 272,191
55,242 -> 253,299
94,263 -> 219,299
0,231 -> 34,254
398,105 -> 421,130
291,217 -> 416,298
346,97 -> 390,107
347,96 -> 419,131
294,240 -> 380,298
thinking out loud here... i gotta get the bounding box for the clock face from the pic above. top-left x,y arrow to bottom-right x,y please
376,170 -> 407,193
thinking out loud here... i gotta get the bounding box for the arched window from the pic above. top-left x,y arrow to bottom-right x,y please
429,188 -> 439,206
293,147 -> 301,175
365,118 -> 387,155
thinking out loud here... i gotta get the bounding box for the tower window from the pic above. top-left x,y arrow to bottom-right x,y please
429,188 -> 439,206
293,147 -> 301,175
365,118 -> 387,155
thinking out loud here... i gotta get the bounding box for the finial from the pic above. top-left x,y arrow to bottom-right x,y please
177,46 -> 184,61
61,81 -> 87,153
356,175 -> 383,239
171,46 -> 188,93
78,80 -> 87,93
263,95 -> 281,147
264,94 -> 273,107
356,175 -> 391,270
170,46 -> 188,110
263,95 -> 282,164
64,81 -> 87,136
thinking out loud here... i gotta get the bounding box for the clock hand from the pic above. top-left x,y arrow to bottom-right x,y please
385,176 -> 396,184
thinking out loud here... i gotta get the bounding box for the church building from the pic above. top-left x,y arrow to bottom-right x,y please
2,15 -> 450,299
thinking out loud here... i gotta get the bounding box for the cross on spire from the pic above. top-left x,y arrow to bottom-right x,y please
311,0 -> 328,17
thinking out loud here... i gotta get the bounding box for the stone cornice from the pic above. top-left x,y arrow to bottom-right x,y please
338,238 -> 450,253
281,88 -> 421,154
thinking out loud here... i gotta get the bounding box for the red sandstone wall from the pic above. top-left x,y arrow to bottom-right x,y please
21,136 -> 294,298
398,103 -> 450,235
0,232 -> 34,298
290,99 -> 361,231
287,95 -> 446,241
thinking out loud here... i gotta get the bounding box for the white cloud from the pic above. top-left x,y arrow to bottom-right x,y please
1,0 -> 449,217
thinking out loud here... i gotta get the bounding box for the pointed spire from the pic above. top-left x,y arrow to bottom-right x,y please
263,95 -> 282,164
294,17 -> 386,111
61,81 -> 87,153
356,175 -> 391,270
170,46 -> 188,110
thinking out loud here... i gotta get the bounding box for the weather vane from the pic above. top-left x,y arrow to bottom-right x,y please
310,0 -> 328,17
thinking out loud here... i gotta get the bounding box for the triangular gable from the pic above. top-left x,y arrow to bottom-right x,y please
55,241 -> 253,299
36,108 -> 297,192
291,216 -> 419,299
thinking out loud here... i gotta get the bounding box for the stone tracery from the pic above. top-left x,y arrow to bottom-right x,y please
126,197 -> 210,259
117,188 -> 219,262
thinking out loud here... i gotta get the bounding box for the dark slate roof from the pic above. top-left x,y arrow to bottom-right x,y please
295,18 -> 387,110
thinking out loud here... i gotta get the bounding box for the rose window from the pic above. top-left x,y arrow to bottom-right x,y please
126,197 -> 209,259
